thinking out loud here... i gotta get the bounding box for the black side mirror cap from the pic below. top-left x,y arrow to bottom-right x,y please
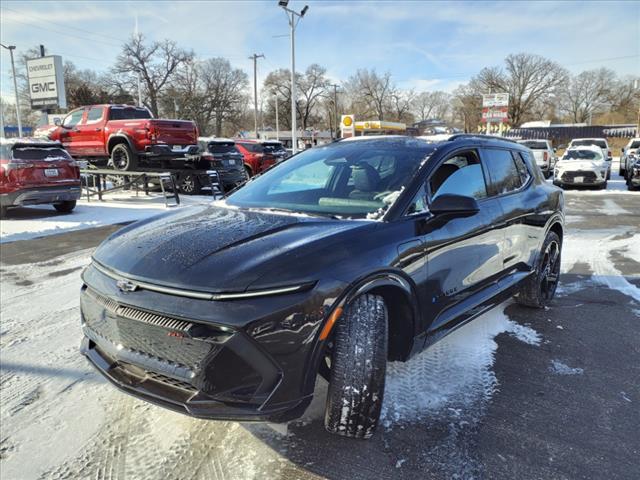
430,194 -> 480,217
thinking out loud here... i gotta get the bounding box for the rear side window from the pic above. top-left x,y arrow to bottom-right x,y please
482,148 -> 523,195
86,107 -> 104,123
512,152 -> 532,185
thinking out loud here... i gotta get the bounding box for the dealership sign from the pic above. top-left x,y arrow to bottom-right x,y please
482,93 -> 509,108
26,56 -> 66,109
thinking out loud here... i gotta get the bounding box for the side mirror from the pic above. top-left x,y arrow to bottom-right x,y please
621,148 -> 625,153
553,147 -> 557,153
54,118 -> 61,126
430,194 -> 480,217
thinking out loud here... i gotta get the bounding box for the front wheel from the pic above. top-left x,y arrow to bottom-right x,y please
53,201 -> 76,213
324,293 -> 388,439
177,173 -> 202,195
515,231 -> 561,308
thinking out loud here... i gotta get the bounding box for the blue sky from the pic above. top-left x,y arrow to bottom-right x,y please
1,0 -> 639,102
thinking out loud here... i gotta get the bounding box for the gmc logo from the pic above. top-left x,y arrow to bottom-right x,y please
31,82 -> 56,93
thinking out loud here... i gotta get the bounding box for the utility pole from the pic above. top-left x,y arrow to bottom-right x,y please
275,92 -> 280,141
279,1 -> 309,154
329,83 -> 340,139
249,53 -> 264,139
1,43 -> 22,137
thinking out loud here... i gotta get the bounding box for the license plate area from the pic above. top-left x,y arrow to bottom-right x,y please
574,176 -> 584,183
44,168 -> 59,177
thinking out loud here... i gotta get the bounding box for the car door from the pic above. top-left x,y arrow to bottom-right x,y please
414,148 -> 505,334
480,147 -> 538,275
78,106 -> 106,155
58,108 -> 86,156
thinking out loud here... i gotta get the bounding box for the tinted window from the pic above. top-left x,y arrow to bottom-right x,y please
63,110 -> 83,127
520,141 -> 547,149
563,149 -> 601,160
109,107 -> 152,120
629,141 -> 640,149
429,151 -> 487,200
512,152 -> 531,185
86,107 -> 104,123
482,148 -> 523,195
12,147 -> 71,161
207,142 -> 237,154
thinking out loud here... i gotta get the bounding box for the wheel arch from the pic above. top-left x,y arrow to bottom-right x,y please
107,134 -> 136,155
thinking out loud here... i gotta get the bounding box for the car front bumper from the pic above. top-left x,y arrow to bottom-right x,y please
555,170 -> 606,185
79,263 -> 345,422
1,185 -> 81,208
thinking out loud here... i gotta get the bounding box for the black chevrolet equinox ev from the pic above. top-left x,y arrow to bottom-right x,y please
80,135 -> 564,438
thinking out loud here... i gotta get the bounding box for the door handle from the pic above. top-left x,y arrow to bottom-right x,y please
95,128 -> 102,132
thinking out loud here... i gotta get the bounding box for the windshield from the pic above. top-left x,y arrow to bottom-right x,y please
226,138 -> 432,218
571,139 -> 606,148
562,149 -> 602,160
520,141 -> 548,149
629,141 -> 640,149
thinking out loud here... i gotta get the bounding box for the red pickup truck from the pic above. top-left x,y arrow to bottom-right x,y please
46,105 -> 199,171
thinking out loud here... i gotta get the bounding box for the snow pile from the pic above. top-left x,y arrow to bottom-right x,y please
549,360 -> 584,376
0,192 -> 212,243
381,303 -> 541,424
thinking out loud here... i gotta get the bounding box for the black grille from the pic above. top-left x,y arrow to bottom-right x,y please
146,371 -> 197,392
561,170 -> 598,183
82,288 -> 220,374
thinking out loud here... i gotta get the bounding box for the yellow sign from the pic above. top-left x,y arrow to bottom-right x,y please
342,115 -> 353,127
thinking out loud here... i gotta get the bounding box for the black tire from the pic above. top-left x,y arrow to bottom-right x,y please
324,293 -> 388,439
0,206 -> 8,217
53,201 -> 76,213
244,165 -> 253,178
599,181 -> 608,190
516,231 -> 561,308
177,172 -> 202,195
110,143 -> 138,172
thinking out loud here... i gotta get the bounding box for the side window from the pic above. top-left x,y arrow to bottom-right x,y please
86,107 -> 104,124
482,148 -> 523,195
512,151 -> 531,185
62,109 -> 84,128
406,185 -> 428,215
429,150 -> 487,200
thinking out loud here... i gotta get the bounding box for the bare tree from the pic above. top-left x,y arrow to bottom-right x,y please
413,91 -> 451,121
474,53 -> 568,126
560,68 -> 616,123
114,34 -> 193,116
452,84 -> 482,132
390,89 -> 415,123
607,75 -> 640,123
346,69 -> 394,120
297,64 -> 330,130
164,58 -> 249,136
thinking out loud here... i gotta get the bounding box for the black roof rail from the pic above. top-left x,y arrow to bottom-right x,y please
447,134 -> 518,144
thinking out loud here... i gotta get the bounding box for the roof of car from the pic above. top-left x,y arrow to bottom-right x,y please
235,138 -> 283,145
0,137 -> 64,148
570,138 -> 607,142
565,144 -> 602,152
199,136 -> 235,143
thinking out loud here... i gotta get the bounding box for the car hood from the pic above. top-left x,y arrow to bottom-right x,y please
556,160 -> 606,171
92,204 -> 368,292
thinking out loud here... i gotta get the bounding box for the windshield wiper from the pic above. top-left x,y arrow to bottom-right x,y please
249,207 -> 341,220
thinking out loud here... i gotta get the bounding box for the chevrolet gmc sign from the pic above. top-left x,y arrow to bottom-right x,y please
26,56 -> 67,109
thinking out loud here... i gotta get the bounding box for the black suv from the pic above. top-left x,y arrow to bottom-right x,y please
80,135 -> 564,439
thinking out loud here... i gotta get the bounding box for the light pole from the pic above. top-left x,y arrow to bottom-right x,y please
329,83 -> 340,139
274,91 -> 280,141
278,1 -> 308,154
249,53 -> 265,138
1,43 -> 22,137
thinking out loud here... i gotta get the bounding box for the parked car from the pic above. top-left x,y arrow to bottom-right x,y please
80,135 -> 564,439
234,139 -> 288,177
192,137 -> 248,194
567,138 -> 611,179
620,137 -> 640,177
517,139 -> 557,177
624,152 -> 640,191
46,104 -> 199,171
0,138 -> 81,216
554,145 -> 608,189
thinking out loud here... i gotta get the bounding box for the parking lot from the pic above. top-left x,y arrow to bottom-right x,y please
0,161 -> 638,480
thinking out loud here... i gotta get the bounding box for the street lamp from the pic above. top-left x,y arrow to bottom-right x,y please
0,43 -> 23,137
278,1 -> 309,154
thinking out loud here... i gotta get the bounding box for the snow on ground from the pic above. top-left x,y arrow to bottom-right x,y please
0,192 -> 213,244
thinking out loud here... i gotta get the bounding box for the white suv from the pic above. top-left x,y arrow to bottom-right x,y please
620,137 -> 640,176
567,138 -> 612,179
554,145 -> 609,189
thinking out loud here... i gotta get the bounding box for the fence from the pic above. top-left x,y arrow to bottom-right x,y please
505,124 -> 637,145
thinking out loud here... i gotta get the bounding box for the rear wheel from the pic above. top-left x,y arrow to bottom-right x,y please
177,172 -> 202,195
244,165 -> 253,178
324,293 -> 388,439
53,201 -> 76,213
110,143 -> 138,172
516,231 -> 561,308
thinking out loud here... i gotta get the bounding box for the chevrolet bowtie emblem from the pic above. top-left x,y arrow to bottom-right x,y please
116,279 -> 138,292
